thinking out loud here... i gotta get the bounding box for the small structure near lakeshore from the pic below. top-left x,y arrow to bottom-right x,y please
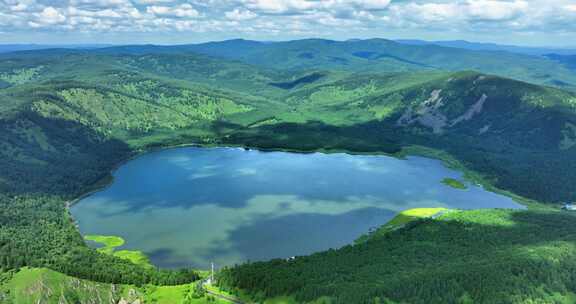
562,203 -> 576,211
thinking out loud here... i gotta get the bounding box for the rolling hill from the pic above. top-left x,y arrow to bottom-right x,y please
396,39 -> 576,56
57,38 -> 576,92
548,54 -> 576,72
0,267 -> 222,304
168,38 -> 576,92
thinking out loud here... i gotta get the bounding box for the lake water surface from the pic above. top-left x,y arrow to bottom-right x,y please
71,147 -> 522,269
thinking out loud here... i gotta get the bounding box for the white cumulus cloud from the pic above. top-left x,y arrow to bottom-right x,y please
225,8 -> 257,20
240,0 -> 318,14
0,0 -> 574,45
37,6 -> 66,24
351,0 -> 391,10
147,3 -> 200,18
466,0 -> 528,21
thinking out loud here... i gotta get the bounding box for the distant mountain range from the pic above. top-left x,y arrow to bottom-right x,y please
547,54 -> 576,71
0,44 -> 113,53
396,39 -> 576,56
4,39 -> 575,56
81,38 -> 576,92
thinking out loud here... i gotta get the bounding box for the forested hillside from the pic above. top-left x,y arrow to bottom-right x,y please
1,42 -> 576,303
219,209 -> 576,304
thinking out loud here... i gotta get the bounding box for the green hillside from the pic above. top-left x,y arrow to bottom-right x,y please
0,267 -> 128,304
0,267 -> 225,304
1,44 -> 576,303
219,209 -> 576,304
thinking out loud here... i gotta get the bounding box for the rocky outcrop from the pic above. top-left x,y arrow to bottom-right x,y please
397,89 -> 448,134
397,90 -> 489,134
450,94 -> 488,127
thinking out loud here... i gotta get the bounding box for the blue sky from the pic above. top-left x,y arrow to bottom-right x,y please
1,0 -> 575,47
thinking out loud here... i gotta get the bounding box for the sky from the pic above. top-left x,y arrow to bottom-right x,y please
0,0 -> 575,47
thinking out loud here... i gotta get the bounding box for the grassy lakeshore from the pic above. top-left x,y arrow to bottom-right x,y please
356,208 -> 450,244
85,235 -> 152,268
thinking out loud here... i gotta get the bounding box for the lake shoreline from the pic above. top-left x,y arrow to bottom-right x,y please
66,138 -> 548,252
71,143 -> 526,269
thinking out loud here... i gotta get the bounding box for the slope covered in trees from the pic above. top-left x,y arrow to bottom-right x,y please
219,209 -> 576,304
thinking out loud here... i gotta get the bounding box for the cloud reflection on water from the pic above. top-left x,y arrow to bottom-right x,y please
71,147 -> 521,269
77,194 -> 447,267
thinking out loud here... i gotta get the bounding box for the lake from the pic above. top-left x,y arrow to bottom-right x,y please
71,147 -> 522,269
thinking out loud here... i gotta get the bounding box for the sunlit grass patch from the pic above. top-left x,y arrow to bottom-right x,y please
115,250 -> 151,267
85,235 -> 124,254
85,235 -> 152,267
356,208 -> 449,244
387,208 -> 449,227
1,267 -> 116,303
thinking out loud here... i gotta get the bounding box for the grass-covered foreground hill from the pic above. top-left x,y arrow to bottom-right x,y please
1,41 -> 576,303
0,267 -> 227,304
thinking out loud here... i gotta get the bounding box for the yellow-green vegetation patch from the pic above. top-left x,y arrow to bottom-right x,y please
307,84 -> 377,106
370,103 -> 399,120
85,235 -> 152,267
142,283 -> 230,304
356,208 -> 449,243
388,208 -> 449,226
0,66 -> 43,85
32,84 -> 253,137
142,284 -> 194,304
85,234 -> 124,254
442,178 -> 467,190
115,250 -> 152,267
442,208 -> 518,227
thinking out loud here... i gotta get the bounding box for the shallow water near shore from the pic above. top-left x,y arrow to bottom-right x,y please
71,146 -> 522,269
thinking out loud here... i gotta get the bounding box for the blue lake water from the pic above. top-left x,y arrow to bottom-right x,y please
71,147 -> 522,269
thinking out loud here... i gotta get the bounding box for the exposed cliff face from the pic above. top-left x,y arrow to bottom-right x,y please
397,89 -> 489,134
397,89 -> 448,134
